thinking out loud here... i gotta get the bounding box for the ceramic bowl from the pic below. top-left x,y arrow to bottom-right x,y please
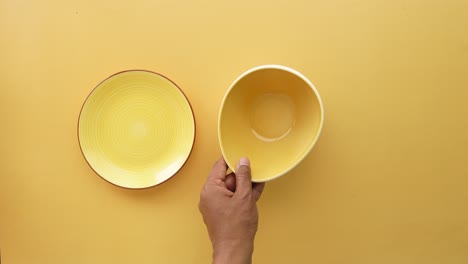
218,65 -> 324,182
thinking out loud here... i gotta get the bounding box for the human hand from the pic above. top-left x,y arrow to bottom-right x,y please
199,157 -> 265,264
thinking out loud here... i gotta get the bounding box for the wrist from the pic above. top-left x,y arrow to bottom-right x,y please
213,240 -> 254,264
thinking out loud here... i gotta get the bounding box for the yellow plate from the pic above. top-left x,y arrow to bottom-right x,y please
78,70 -> 195,189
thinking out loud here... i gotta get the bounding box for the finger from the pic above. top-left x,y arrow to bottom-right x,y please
207,157 -> 228,182
225,173 -> 236,192
234,157 -> 252,196
252,182 -> 265,201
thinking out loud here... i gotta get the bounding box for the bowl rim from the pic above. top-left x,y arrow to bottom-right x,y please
218,64 -> 324,182
77,69 -> 196,190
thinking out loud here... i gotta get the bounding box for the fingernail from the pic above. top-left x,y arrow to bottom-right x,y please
236,157 -> 250,170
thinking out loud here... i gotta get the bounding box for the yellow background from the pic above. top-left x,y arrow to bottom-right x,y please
1,0 -> 467,263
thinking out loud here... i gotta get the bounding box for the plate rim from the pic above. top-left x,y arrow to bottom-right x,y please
77,69 -> 196,189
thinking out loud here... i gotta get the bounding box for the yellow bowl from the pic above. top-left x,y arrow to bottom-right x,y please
78,70 -> 195,189
218,65 -> 324,182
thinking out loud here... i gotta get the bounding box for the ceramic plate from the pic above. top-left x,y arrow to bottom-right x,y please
78,70 -> 195,188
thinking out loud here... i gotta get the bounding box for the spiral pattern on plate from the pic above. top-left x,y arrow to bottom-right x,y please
78,70 -> 195,188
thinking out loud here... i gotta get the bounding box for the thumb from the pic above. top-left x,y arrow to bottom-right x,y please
235,157 -> 252,195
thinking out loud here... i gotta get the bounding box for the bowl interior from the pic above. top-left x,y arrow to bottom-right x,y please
219,67 -> 323,181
